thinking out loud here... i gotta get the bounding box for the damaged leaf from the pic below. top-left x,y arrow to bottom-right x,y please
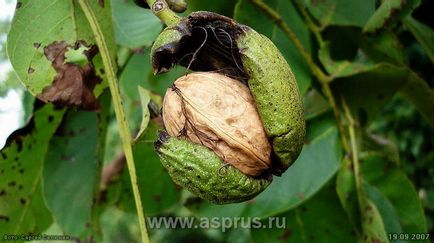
7,0 -> 117,109
363,0 -> 421,34
37,41 -> 102,110
43,110 -> 99,237
0,104 -> 65,235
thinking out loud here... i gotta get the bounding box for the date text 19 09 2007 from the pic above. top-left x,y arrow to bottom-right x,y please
388,233 -> 430,241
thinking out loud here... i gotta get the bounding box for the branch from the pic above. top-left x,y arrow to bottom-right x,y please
78,1 -> 150,242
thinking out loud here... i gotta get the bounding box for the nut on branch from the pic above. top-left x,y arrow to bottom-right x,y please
152,11 -> 305,203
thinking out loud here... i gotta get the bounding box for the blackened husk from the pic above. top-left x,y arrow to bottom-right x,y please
152,11 -> 250,82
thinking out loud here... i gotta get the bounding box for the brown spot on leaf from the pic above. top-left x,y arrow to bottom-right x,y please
0,190 -> 6,196
16,2 -> 22,9
278,229 -> 292,241
98,0 -> 104,7
8,181 -> 16,187
20,198 -> 26,205
33,42 -> 41,49
38,41 -> 101,110
28,67 -> 35,74
0,215 -> 10,222
297,192 -> 305,200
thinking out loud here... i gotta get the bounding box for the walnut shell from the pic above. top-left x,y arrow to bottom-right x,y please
162,72 -> 272,177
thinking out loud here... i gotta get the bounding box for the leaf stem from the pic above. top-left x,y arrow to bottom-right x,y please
293,0 -> 325,46
145,0 -> 181,26
342,99 -> 362,194
78,1 -> 150,243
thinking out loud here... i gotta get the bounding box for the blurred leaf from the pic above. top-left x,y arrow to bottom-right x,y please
303,88 -> 331,120
399,71 -> 434,126
301,0 -> 375,28
235,0 -> 312,95
347,29 -> 404,64
331,63 -> 409,123
119,50 -> 180,134
336,157 -> 359,227
362,156 -> 427,234
112,0 -> 162,48
362,132 -> 400,164
0,71 -> 23,97
251,186 -> 358,243
118,121 -> 181,216
403,16 -> 434,66
364,183 -> 403,239
363,0 -> 421,34
135,87 -> 151,140
100,207 -> 141,243
0,104 -> 64,235
7,0 -> 115,103
119,50 -> 183,97
319,41 -> 374,78
359,196 -> 388,243
187,0 -> 237,16
43,110 -> 99,238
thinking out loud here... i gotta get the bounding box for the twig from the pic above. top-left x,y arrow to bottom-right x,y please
145,0 -> 181,26
293,0 -> 325,46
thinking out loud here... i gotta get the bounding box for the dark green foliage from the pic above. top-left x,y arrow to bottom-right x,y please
0,0 -> 433,242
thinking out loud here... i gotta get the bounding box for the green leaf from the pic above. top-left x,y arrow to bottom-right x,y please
7,0 -> 116,107
303,88 -> 331,120
403,17 -> 434,66
363,0 -> 421,34
119,50 -> 184,97
135,87 -> 151,140
100,207 -> 141,243
399,71 -> 434,126
118,121 -> 181,216
331,63 -> 409,124
359,196 -> 389,243
251,186 -> 358,243
112,0 -> 162,48
362,156 -> 427,234
43,110 -> 99,238
186,0 -> 237,17
318,41 -> 374,78
301,0 -> 375,27
234,0 -> 311,95
336,157 -> 360,227
364,183 -> 403,239
0,104 -> 64,235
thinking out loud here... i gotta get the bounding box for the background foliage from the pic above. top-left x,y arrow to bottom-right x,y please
0,0 -> 433,242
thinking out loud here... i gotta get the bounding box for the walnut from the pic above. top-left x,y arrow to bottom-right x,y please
162,72 -> 272,176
